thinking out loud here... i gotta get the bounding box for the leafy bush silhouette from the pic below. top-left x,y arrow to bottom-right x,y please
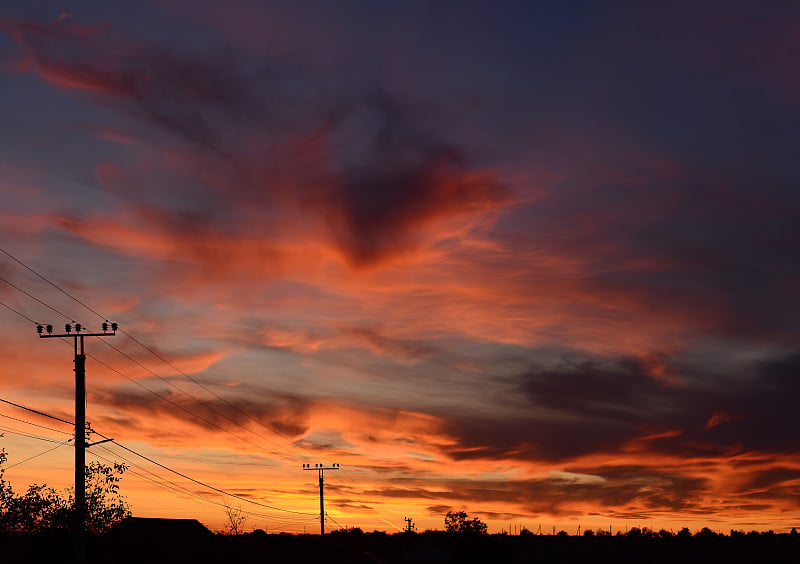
0,448 -> 130,534
444,511 -> 488,535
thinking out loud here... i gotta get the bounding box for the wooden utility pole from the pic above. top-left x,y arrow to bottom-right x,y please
302,463 -> 339,535
37,322 -> 116,564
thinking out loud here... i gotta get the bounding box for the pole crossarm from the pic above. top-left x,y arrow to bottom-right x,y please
303,464 -> 340,472
37,321 -> 117,339
39,332 -> 115,338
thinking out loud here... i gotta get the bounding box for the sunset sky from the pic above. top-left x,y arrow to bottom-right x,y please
1,1 -> 799,534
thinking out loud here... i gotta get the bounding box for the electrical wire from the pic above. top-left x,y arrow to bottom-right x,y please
89,447 -> 315,528
0,411 -> 73,436
97,433 -> 316,516
0,250 -> 356,521
325,511 -> 346,530
0,397 -> 74,426
0,248 -> 310,460
95,338 -> 296,462
0,425 -> 71,445
3,440 -> 72,470
1,255 -> 303,463
83,351 -> 295,464
119,329 -> 301,458
0,247 -> 105,320
3,283 -> 289,483
0,298 -> 39,324
0,397 -> 316,519
0,275 -> 73,321
2,283 -> 325,521
86,350 -> 239,430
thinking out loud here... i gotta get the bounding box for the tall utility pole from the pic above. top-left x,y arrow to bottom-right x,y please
302,463 -> 339,535
37,322 -> 116,564
404,516 -> 415,533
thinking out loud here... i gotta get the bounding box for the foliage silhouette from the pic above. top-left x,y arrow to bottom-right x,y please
223,502 -> 247,535
0,448 -> 130,534
444,510 -> 488,535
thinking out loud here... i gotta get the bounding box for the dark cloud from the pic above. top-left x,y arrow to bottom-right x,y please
698,352 -> 800,453
387,470 -> 710,518
363,487 -> 450,500
320,92 -> 506,266
93,385 -> 311,438
3,19 -> 504,268
436,349 -> 800,463
3,20 -> 264,151
426,505 -> 452,516
436,356 -> 677,463
741,467 -> 800,493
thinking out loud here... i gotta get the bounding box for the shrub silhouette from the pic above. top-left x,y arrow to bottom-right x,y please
0,448 -> 130,534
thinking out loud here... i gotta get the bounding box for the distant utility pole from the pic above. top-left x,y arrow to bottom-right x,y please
37,322 -> 116,564
404,516 -> 416,533
302,463 -> 339,535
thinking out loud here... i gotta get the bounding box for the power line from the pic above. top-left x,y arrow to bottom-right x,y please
84,349 -> 292,462
1,250 -> 303,462
1,250 -> 363,521
3,248 -> 297,450
0,410 -> 73,436
0,247 -> 105,320
89,446 -> 315,528
3,440 -> 72,470
0,298 -> 38,324
4,261 -> 299,464
100,434 -> 315,516
0,425 -> 71,445
95,339 -> 296,462
119,329 -> 302,458
326,512 -> 345,530
0,397 -> 74,426
85,351 -> 226,427
0,397 -> 316,519
2,249 -> 364,477
0,274 -> 73,321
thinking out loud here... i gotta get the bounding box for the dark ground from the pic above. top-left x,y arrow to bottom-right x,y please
2,529 -> 799,563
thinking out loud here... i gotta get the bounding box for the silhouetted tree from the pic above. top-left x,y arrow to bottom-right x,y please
0,450 -> 130,534
84,461 -> 131,534
0,481 -> 71,533
444,511 -> 488,535
223,502 -> 247,535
